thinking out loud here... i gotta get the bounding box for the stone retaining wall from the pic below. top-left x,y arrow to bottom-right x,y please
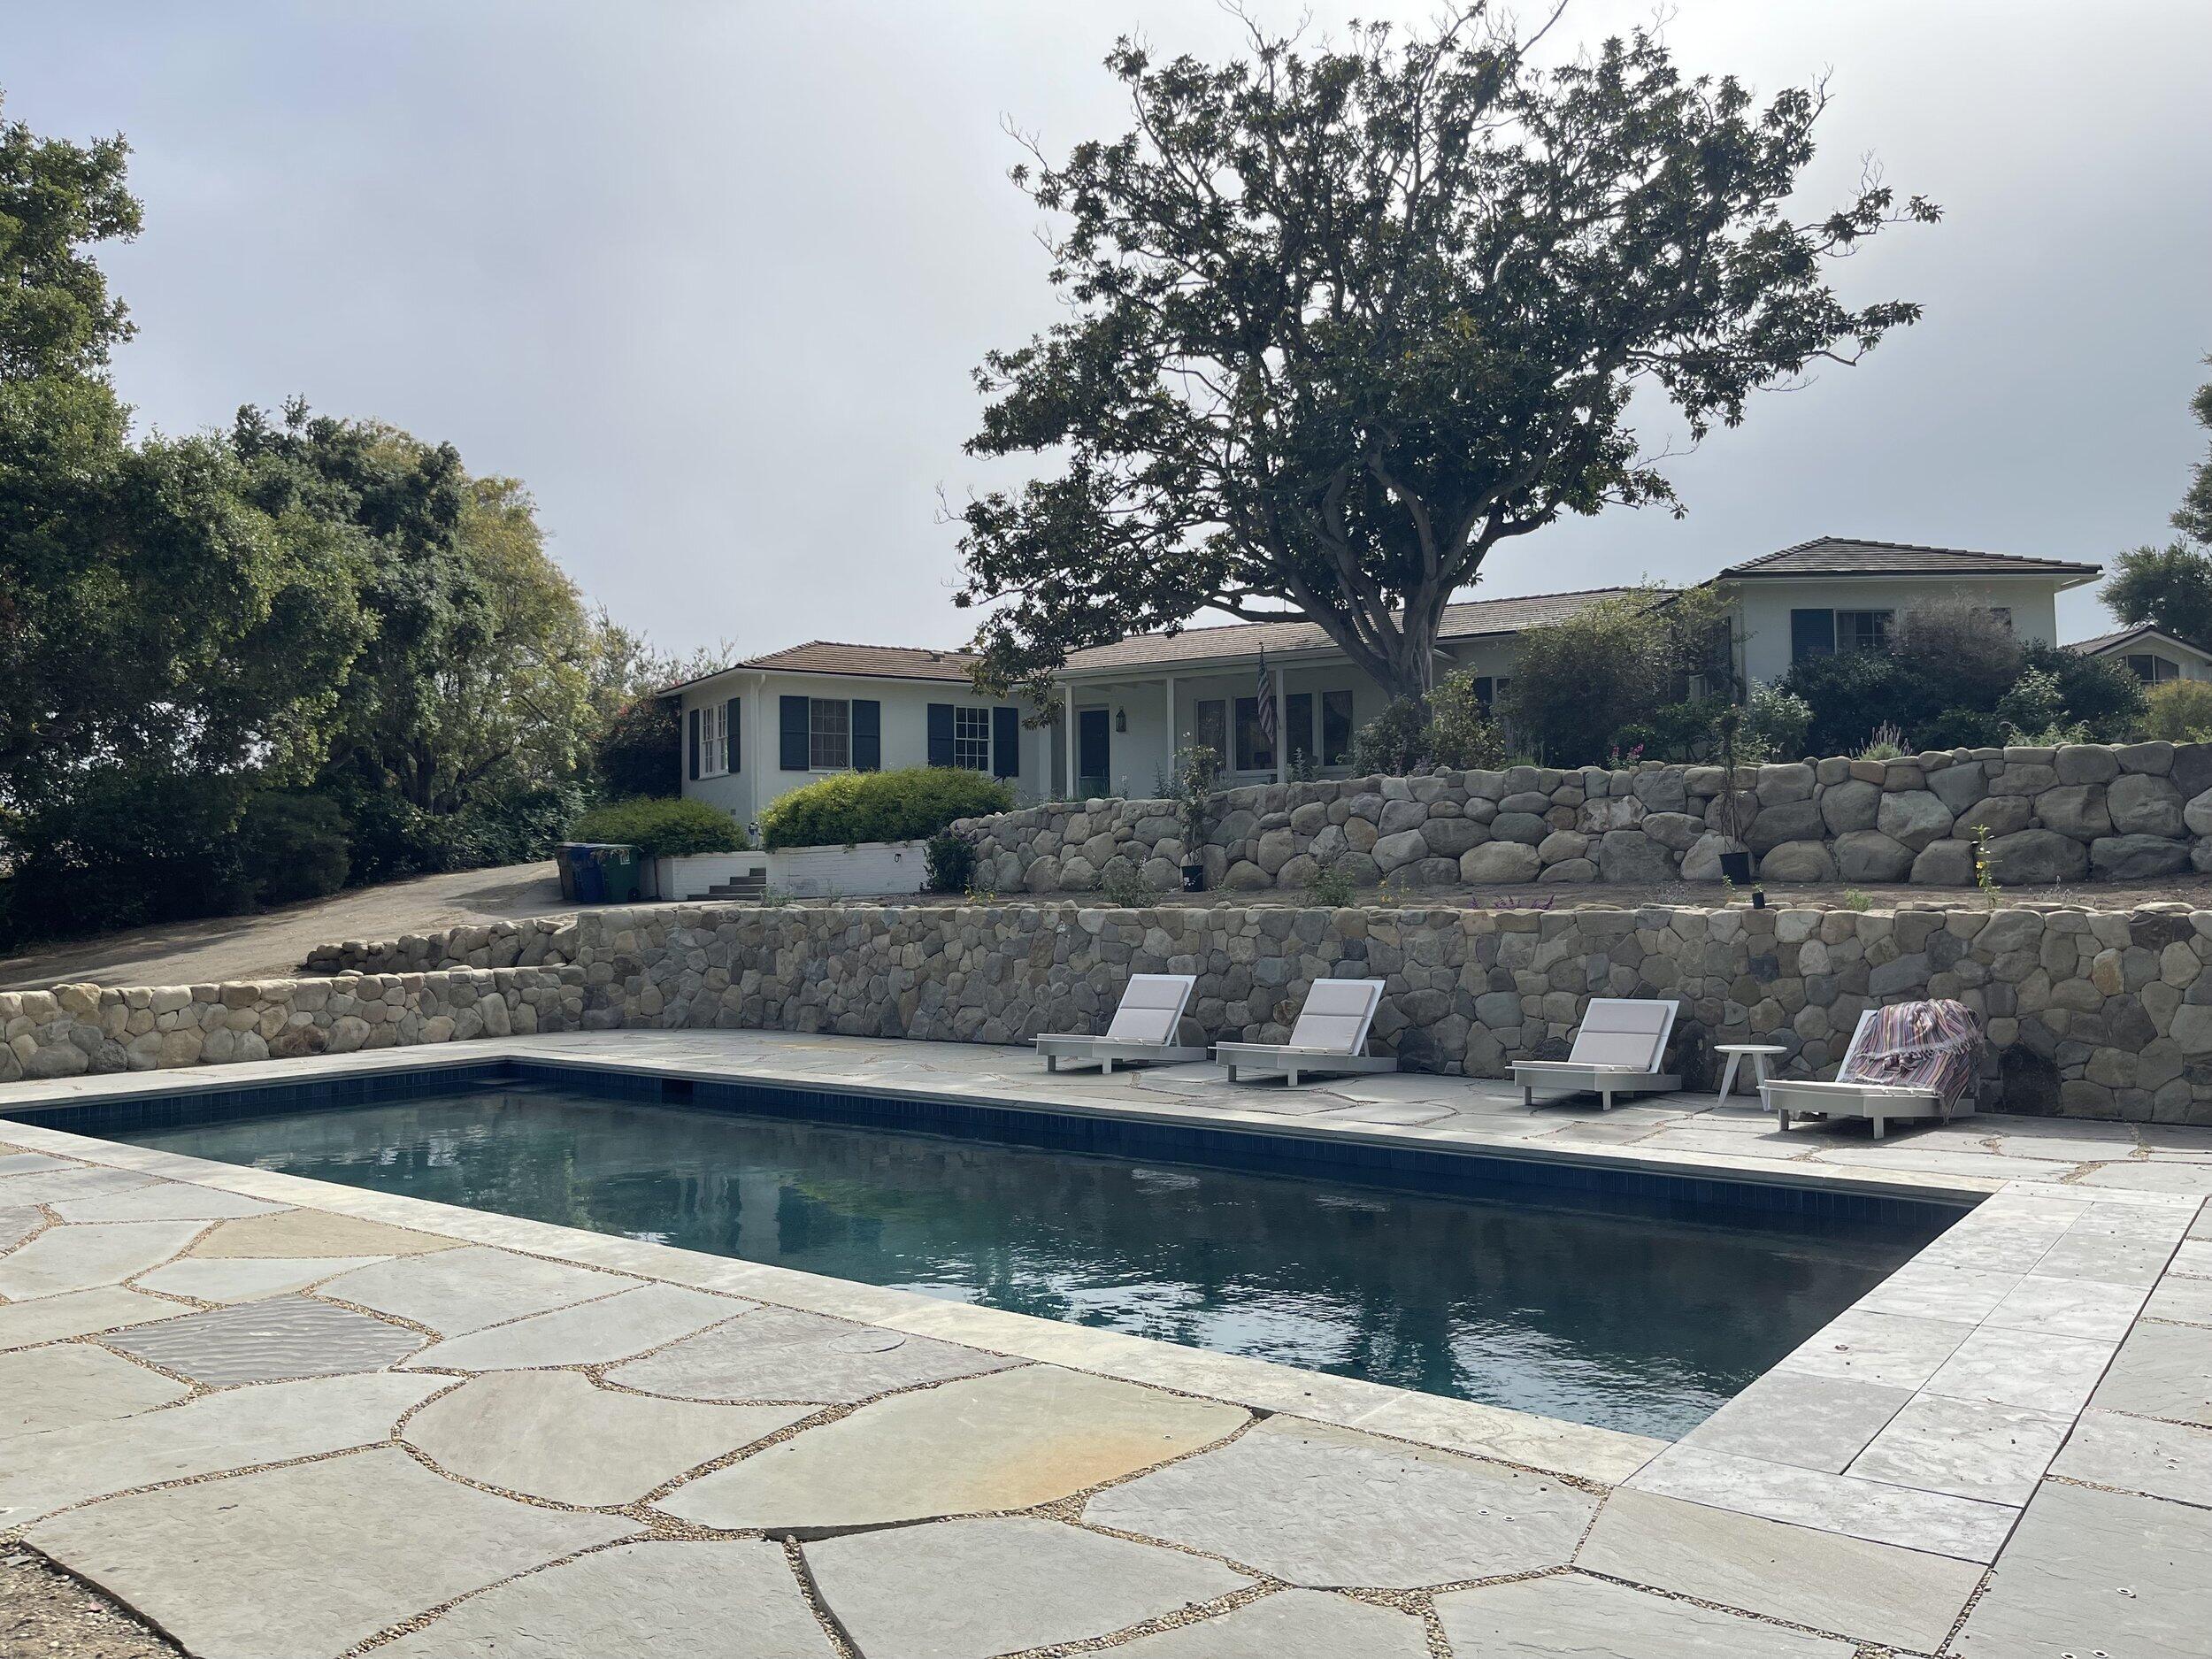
569,900 -> 2212,1124
300,918 -> 576,977
0,966 -> 584,1082
955,741 -> 2212,894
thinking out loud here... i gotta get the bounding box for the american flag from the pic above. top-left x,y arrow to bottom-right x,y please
1256,649 -> 1277,743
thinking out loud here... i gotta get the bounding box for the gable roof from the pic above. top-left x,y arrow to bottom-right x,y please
663,640 -> 979,695
1059,588 -> 1632,674
2068,621 -> 2212,663
1716,535 -> 2101,581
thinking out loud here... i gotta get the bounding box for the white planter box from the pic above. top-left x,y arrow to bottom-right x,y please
656,841 -> 928,902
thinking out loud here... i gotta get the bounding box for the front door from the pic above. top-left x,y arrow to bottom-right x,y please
1077,708 -> 1110,797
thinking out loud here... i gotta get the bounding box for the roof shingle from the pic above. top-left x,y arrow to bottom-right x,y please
1716,536 -> 2101,580
1060,588 -> 1632,672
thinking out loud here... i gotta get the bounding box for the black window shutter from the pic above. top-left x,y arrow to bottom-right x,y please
851,700 -> 881,771
724,698 -> 741,773
1789,609 -> 1836,664
687,707 -> 702,781
779,696 -> 809,771
926,703 -> 955,768
992,706 -> 1019,778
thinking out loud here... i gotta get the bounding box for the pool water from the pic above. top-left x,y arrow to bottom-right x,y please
115,1084 -> 1951,1439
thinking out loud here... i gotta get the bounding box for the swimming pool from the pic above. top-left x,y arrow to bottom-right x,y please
46,1070 -> 1955,1439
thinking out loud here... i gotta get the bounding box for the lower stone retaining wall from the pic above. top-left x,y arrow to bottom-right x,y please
301,918 -> 576,977
955,741 -> 2212,893
0,966 -> 584,1082
18,900 -> 2212,1125
570,900 -> 2212,1124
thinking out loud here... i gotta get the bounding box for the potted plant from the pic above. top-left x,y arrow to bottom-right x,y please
1171,743 -> 1220,891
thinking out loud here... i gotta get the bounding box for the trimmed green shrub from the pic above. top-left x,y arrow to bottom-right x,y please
569,796 -> 748,857
925,828 -> 980,894
760,767 -> 1013,850
2142,678 -> 2212,742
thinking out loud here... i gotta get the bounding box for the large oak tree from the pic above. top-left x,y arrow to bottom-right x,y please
956,6 -> 1939,704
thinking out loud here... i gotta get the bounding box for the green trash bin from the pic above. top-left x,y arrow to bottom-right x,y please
595,844 -> 645,903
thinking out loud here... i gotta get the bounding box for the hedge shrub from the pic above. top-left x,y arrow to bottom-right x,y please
569,796 -> 749,857
760,767 -> 1012,850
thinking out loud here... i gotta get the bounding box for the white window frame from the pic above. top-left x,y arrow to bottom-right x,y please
698,702 -> 728,779
953,706 -> 992,772
809,699 -> 850,770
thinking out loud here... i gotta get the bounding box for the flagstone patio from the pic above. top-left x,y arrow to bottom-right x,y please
0,1029 -> 2208,1657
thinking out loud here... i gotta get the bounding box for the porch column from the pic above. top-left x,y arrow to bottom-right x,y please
1064,681 -> 1077,800
1274,663 -> 1288,785
1164,675 -> 1177,771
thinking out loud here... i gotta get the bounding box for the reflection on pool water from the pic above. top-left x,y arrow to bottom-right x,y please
117,1084 -> 1952,1438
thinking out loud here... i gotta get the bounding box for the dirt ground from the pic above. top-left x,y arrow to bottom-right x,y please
6,860 -> 2210,995
0,863 -> 570,992
0,1551 -> 178,1659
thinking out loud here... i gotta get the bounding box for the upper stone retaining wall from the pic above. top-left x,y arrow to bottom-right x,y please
0,965 -> 584,1083
956,741 -> 2212,893
568,900 -> 2212,1124
301,918 -> 576,977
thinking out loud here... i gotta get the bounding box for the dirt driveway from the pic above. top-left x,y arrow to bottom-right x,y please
0,864 -> 575,992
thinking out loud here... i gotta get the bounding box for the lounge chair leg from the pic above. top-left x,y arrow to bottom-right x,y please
1046,1056 -> 1057,1073
1523,1086 -> 1534,1110
1102,1056 -> 1115,1076
1600,1087 -> 1613,1112
1225,1064 -> 1238,1083
1777,1110 -> 1791,1132
1872,1116 -> 1886,1141
1286,1069 -> 1300,1087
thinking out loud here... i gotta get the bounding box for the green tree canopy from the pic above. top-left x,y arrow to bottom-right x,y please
2104,364 -> 2212,647
956,7 -> 1937,704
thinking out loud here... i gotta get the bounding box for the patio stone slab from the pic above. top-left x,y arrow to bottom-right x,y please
316,1246 -> 633,1335
1954,1480 -> 2212,1658
1111,1588 -> 1429,1657
0,1219 -> 204,1300
28,1446 -> 636,1659
2075,1160 -> 2212,1194
0,1164 -> 158,1204
1680,1371 -> 1912,1473
0,1371 -> 444,1522
0,1284 -> 186,1350
134,1254 -> 388,1303
2031,1226 -> 2177,1285
0,1150 -> 66,1177
1847,1393 -> 2072,1506
1982,1271 -> 2150,1340
0,1344 -> 190,1440
2091,1318 -> 2212,1424
1436,1571 -> 1858,1658
376,1540 -> 837,1657
608,1305 -> 1019,1404
51,1183 -> 286,1224
1853,1262 -> 2020,1323
1084,1416 -> 1595,1588
1772,1309 -> 1976,1391
1575,1487 -> 1984,1654
662,1363 -> 1245,1532
188,1207 -> 457,1258
803,1516 -> 1250,1659
408,1371 -> 804,1506
2177,1238 -> 2212,1275
2052,1409 -> 2212,1507
0,1203 -> 42,1250
404,1282 -> 749,1371
102,1294 -> 424,1383
2144,1272 -> 2212,1325
1626,1442 -> 2016,1562
1923,1325 -> 2116,1413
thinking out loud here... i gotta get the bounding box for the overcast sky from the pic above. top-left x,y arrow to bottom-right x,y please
6,1 -> 2209,658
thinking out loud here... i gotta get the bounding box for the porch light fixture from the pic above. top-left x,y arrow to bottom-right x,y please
1115,708 -> 1127,732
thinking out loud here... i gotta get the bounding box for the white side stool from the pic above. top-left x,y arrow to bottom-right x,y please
1715,1044 -> 1786,1103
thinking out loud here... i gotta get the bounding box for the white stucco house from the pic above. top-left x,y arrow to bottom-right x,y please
2067,621 -> 2212,686
671,535 -> 2107,815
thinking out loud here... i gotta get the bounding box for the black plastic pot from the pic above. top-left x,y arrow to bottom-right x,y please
1181,862 -> 1206,893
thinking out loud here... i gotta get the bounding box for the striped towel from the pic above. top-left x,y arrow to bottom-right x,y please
1844,1000 -> 1984,1110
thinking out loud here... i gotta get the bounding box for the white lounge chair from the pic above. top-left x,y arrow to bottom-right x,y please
1763,1007 -> 1978,1140
1034,974 -> 1209,1073
1513,997 -> 1681,1110
1215,978 -> 1396,1086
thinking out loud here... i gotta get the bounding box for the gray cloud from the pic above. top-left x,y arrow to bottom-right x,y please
5,0 -> 2208,657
